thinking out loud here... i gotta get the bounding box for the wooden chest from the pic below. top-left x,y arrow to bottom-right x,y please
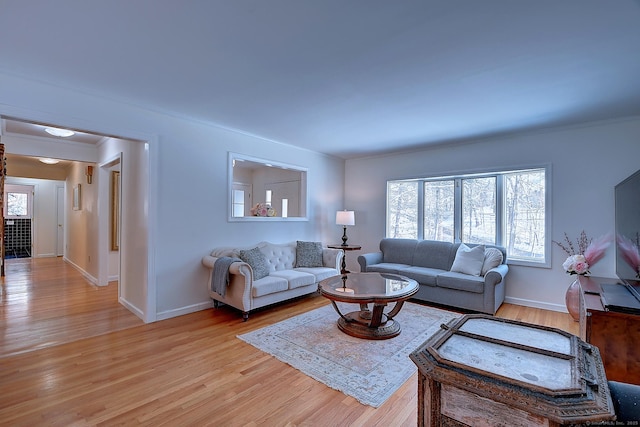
410,314 -> 615,426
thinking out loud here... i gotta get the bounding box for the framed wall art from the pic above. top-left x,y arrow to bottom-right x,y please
72,184 -> 81,211
110,171 -> 120,251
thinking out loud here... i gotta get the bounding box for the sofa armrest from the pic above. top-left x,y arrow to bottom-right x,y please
484,264 -> 509,287
202,255 -> 251,277
202,255 -> 217,269
202,254 -> 254,317
323,248 -> 344,272
358,252 -> 384,272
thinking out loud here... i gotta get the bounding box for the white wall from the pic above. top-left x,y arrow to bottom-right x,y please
345,117 -> 640,312
0,72 -> 345,322
65,162 -> 98,279
5,177 -> 64,258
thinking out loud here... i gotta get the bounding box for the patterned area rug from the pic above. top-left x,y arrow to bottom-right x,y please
237,302 -> 460,407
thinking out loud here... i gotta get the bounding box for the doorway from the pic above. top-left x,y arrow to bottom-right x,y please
4,183 -> 34,258
0,114 -> 154,323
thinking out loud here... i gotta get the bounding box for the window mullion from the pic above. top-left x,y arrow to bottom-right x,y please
417,180 -> 425,240
496,175 -> 504,247
454,178 -> 462,243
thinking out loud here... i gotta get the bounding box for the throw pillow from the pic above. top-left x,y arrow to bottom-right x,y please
450,243 -> 485,276
481,247 -> 504,276
239,247 -> 270,280
295,241 -> 323,268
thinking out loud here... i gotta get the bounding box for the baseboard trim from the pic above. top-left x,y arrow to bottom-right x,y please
119,296 -> 145,321
156,301 -> 213,321
63,257 -> 98,286
504,296 -> 567,313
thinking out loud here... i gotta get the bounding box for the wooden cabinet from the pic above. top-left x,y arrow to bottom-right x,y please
579,276 -> 640,385
411,314 -> 614,426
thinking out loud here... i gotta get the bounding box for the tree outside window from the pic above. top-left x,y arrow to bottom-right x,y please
387,168 -> 547,264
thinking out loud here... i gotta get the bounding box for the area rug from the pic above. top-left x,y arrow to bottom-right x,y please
237,302 -> 460,407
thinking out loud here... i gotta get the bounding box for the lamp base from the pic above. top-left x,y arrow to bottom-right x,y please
341,226 -> 348,246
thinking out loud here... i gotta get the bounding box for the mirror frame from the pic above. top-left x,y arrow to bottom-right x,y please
228,152 -> 309,222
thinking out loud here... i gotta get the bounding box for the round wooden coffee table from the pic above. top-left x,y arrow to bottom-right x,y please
318,272 -> 419,340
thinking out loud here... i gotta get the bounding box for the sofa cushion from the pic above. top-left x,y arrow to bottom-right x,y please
270,270 -> 316,289
252,275 -> 289,297
400,266 -> 441,286
380,239 -> 419,264
450,244 -> 485,276
295,267 -> 337,282
414,240 -> 457,270
437,271 -> 485,293
295,241 -> 323,268
239,247 -> 270,280
481,247 -> 504,276
366,263 -> 412,275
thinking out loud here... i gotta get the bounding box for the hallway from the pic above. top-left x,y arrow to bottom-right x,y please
0,257 -> 142,358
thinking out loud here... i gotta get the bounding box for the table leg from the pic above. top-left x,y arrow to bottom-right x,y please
386,300 -> 406,320
340,249 -> 349,274
369,303 -> 386,328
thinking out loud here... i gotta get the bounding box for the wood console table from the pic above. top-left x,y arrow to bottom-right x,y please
579,276 -> 640,385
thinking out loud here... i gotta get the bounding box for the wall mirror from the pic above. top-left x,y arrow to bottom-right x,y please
228,152 -> 308,221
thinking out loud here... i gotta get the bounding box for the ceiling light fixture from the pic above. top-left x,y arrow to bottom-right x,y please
45,127 -> 75,137
39,158 -> 60,165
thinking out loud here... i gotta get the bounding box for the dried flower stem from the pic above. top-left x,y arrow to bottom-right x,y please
553,231 -> 592,256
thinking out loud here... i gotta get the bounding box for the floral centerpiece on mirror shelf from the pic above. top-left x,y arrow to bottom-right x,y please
616,233 -> 640,279
553,231 -> 611,321
250,202 -> 276,217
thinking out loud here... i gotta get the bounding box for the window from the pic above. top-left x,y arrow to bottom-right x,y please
387,181 -> 418,239
387,167 -> 548,265
5,185 -> 34,219
8,192 -> 28,216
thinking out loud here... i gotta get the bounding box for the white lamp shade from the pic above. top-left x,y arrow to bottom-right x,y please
336,210 -> 355,226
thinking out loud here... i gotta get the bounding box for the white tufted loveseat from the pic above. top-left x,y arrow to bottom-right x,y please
202,241 -> 343,320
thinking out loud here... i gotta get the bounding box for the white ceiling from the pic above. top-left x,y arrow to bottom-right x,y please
1,1 -> 639,159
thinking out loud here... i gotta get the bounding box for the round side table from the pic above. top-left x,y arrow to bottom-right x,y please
328,244 -> 361,274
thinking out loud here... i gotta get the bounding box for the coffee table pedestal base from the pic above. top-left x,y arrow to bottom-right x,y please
337,311 -> 401,340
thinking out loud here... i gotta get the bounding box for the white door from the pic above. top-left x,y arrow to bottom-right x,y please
232,183 -> 252,217
56,186 -> 64,256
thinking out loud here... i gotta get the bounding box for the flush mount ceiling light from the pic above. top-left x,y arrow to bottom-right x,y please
45,127 -> 75,137
39,158 -> 60,165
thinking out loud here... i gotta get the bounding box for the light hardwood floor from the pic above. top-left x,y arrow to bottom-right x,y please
0,257 -> 578,426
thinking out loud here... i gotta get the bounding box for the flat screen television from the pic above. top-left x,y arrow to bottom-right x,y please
614,168 -> 640,302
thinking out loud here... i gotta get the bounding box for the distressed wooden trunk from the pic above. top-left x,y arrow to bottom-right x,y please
410,314 -> 616,426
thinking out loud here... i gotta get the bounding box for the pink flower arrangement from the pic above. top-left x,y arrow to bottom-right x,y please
616,233 -> 640,278
553,231 -> 611,275
250,202 -> 276,217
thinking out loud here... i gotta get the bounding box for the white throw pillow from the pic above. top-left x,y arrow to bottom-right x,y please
481,247 -> 504,276
450,244 -> 485,276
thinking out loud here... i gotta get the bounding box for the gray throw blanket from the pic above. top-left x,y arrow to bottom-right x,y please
212,257 -> 242,297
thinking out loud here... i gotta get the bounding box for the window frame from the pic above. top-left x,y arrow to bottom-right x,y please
386,165 -> 552,268
5,184 -> 34,220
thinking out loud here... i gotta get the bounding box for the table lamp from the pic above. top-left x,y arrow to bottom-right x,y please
336,210 -> 355,246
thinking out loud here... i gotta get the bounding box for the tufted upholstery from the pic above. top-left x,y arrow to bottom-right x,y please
260,242 -> 297,271
203,241 -> 342,320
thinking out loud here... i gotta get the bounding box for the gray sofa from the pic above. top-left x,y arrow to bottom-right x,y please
357,238 -> 508,314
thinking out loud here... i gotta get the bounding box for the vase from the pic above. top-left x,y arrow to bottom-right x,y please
565,276 -> 583,322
